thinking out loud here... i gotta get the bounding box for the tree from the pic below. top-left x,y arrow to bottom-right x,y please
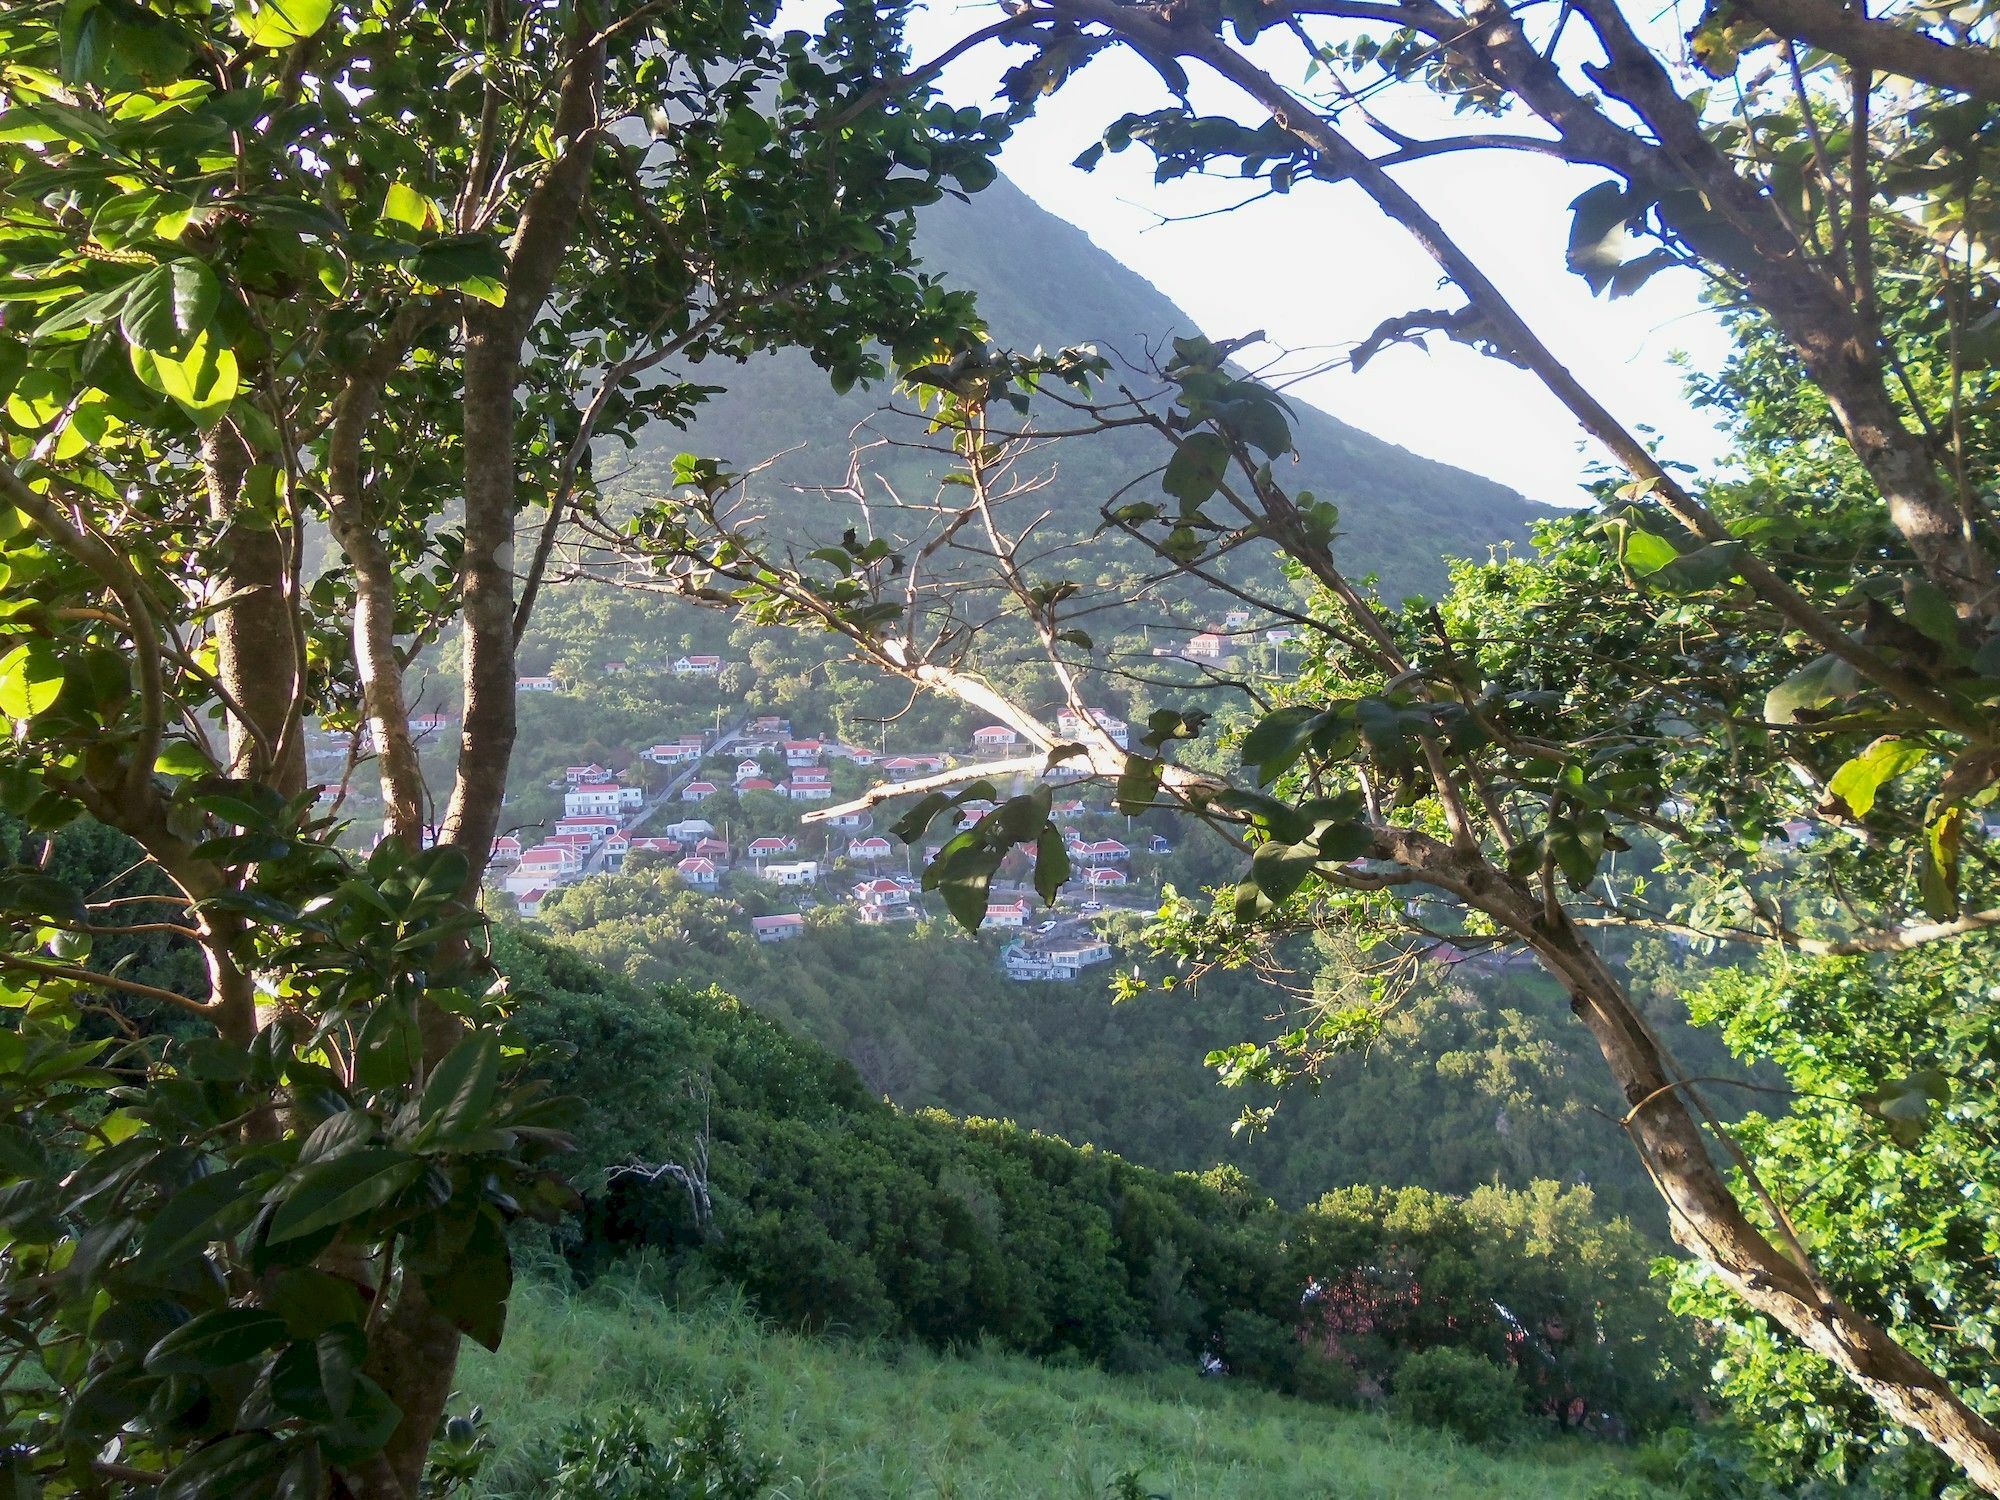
0,1 -> 998,1492
588,1 -> 2000,1485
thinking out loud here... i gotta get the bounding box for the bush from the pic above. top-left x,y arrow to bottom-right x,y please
1392,1347 -> 1524,1447
521,1399 -> 775,1500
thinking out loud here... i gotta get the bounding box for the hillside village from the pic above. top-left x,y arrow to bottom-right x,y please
481,695 -> 1173,980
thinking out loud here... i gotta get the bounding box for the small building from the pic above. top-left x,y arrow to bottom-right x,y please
663,818 -> 714,842
787,770 -> 833,802
748,836 -> 799,861
517,674 -> 559,692
734,758 -> 764,782
827,809 -> 873,831
1078,838 -> 1129,864
673,655 -> 721,677
676,856 -> 719,887
1085,866 -> 1129,887
1056,708 -> 1130,749
515,886 -> 552,918
881,754 -> 946,781
681,781 -> 719,802
982,898 -> 1031,930
626,836 -> 684,857
643,743 -> 701,766
765,860 -> 820,887
848,835 -> 894,862
1221,608 -> 1252,630
489,835 -> 523,864
783,740 -> 824,767
602,834 -> 630,870
971,725 -> 1020,753
737,777 -> 779,794
694,836 -> 730,861
1053,800 -> 1087,821
853,878 -> 915,922
752,913 -> 806,944
565,782 -> 637,818
1184,633 -> 1228,660
750,716 -> 791,736
564,763 -> 611,785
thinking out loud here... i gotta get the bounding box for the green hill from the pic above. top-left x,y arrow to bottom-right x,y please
457,1273 -> 1654,1499
617,173 -> 1549,600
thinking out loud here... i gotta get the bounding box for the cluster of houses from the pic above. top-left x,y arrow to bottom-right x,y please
1154,608 -> 1302,663
516,655 -> 722,695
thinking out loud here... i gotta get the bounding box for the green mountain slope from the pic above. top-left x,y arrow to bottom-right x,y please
619,173 -> 1548,598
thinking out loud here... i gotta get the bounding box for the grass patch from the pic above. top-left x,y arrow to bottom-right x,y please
456,1268 -> 1653,1498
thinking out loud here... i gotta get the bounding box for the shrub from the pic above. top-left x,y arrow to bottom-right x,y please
1392,1347 -> 1524,1447
521,1399 -> 776,1500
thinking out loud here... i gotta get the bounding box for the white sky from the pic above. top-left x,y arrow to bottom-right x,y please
885,1 -> 1738,506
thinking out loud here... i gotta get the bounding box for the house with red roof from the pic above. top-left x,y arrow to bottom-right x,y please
748,836 -> 798,861
694,836 -> 730,861
971,725 -> 1020,752
643,743 -> 701,766
673,655 -> 721,677
827,809 -> 873,831
783,740 -> 824,767
852,878 -> 914,922
681,781 -> 719,801
1085,866 -> 1129,887
515,886 -> 552,918
563,763 -> 610,785
751,913 -> 806,943
626,836 -> 683,856
881,754 -> 946,781
787,769 -> 833,802
848,835 -> 893,862
1078,838 -> 1129,863
676,856 -> 719,887
565,782 -> 640,817
982,898 -> 1031,929
737,777 -> 779,794
517,674 -> 558,692
490,835 -> 522,863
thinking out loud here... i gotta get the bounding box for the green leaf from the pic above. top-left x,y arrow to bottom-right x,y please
1162,433 -> 1229,511
119,260 -> 217,355
929,840 -> 1005,930
1764,653 -> 1865,725
1858,1069 -> 1952,1147
1033,825 -> 1071,905
154,740 -> 213,777
146,1307 -> 289,1374
0,641 -> 65,720
1240,704 -> 1323,784
129,1163 -> 263,1276
267,1149 -> 422,1244
381,182 -> 439,233
1827,738 -> 1928,818
1250,837 -> 1320,902
1619,526 -> 1679,575
1115,755 -> 1163,817
1920,804 -> 1963,919
232,0 -> 332,47
427,1209 -> 511,1351
418,1032 -> 501,1143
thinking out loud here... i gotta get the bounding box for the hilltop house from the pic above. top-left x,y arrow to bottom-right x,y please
681,781 -> 719,802
747,836 -> 798,861
786,769 -> 833,801
1003,936 -> 1114,981
565,782 -> 642,817
1055,708 -> 1130,749
971,725 -> 1019,753
853,878 -> 914,922
676,856 -> 719,887
848,835 -> 893,862
517,674 -> 558,692
982,898 -> 1031,930
514,887 -> 552,918
672,655 -> 721,677
1184,633 -> 1228,660
751,913 -> 806,943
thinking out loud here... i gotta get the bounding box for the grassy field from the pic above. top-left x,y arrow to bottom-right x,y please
456,1270 -> 1657,1499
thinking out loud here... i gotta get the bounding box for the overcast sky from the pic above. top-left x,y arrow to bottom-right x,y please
870,1 -> 1738,507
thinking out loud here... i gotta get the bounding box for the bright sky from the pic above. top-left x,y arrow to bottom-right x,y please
886,1 -> 1737,506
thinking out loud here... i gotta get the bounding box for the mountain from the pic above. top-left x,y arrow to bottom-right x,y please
614,172 -> 1551,600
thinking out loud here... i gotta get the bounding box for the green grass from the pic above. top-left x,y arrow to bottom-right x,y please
457,1270 -> 1656,1499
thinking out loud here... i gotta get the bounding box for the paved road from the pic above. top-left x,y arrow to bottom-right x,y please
576,719 -> 747,877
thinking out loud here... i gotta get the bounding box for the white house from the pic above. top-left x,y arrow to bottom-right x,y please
752,913 -> 806,943
663,818 -> 714,842
565,782 -> 630,817
787,770 -> 832,802
971,725 -> 1019,753
489,835 -> 522,864
643,743 -> 701,766
848,835 -> 893,862
982,898 -> 1031,929
765,860 -> 820,886
853,878 -> 914,922
827,809 -> 873,831
676,856 -> 719,887
1222,608 -> 1252,630
1184,633 -> 1228,660
747,836 -> 798,861
1078,838 -> 1129,863
881,755 -> 945,782
1085,866 -> 1129,888
783,740 -> 824,767
1055,708 -> 1130,749
514,886 -> 552,918
517,674 -> 558,692
1003,937 -> 1113,981
681,781 -> 719,802
673,655 -> 721,677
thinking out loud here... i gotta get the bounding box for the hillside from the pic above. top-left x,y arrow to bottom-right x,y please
458,1274 -> 1650,1499
612,173 -> 1550,599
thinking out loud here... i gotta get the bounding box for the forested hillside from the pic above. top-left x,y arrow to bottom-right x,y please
612,173 -> 1548,600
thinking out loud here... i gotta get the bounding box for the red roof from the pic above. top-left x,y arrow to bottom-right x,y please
678,856 -> 716,874
749,837 -> 793,854
574,782 -> 621,795
738,777 -> 778,792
